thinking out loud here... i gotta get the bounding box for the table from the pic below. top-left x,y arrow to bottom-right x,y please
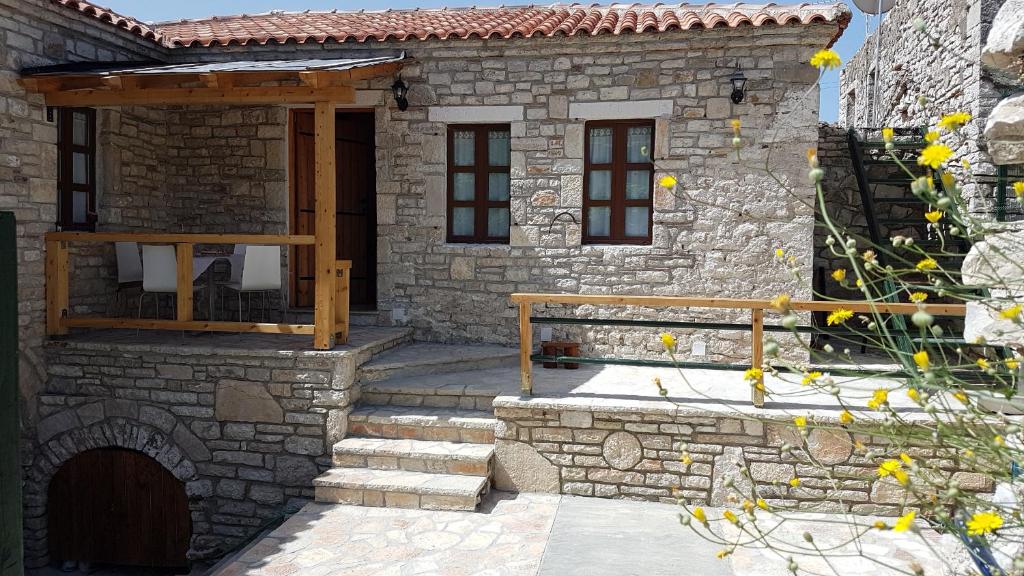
193,254 -> 244,319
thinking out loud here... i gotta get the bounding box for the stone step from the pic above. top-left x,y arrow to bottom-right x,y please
333,437 -> 494,476
348,405 -> 496,444
358,343 -> 519,384
359,366 -> 520,410
313,467 -> 488,511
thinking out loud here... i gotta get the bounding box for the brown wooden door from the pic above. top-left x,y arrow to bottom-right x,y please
48,448 -> 190,568
291,110 -> 377,309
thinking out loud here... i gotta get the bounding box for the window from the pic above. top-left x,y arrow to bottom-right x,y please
583,120 -> 654,244
447,125 -> 511,243
56,108 -> 96,230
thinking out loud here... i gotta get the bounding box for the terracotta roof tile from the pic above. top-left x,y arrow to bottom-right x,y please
153,3 -> 851,48
51,0 -> 163,44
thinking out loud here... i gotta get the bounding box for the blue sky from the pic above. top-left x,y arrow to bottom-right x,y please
103,1 -> 872,123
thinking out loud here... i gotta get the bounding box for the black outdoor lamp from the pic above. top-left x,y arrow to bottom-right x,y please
729,67 -> 747,104
391,76 -> 409,111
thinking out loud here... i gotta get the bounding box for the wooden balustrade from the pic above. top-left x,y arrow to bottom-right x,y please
44,231 -> 350,349
510,293 -> 968,407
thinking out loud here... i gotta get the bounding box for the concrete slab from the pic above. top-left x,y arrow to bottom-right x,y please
537,496 -> 731,576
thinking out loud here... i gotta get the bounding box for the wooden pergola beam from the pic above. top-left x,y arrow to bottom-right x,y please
39,85 -> 355,107
312,100 -> 337,350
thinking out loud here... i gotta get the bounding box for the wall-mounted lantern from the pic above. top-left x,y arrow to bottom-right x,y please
729,67 -> 747,105
391,76 -> 409,111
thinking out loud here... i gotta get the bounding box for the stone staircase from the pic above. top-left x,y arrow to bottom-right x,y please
313,343 -> 518,511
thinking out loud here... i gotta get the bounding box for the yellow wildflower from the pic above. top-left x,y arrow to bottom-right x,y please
918,144 -> 953,169
894,511 -> 916,532
788,477 -> 801,487
826,308 -> 854,326
878,459 -> 902,478
756,499 -> 769,511
873,520 -> 888,530
681,453 -> 693,465
855,278 -> 864,288
954,391 -> 969,404
1000,304 -> 1022,321
867,388 -> 889,410
900,453 -> 914,465
913,350 -> 930,371
937,111 -> 971,131
742,499 -> 754,514
924,130 -> 940,143
966,511 -> 1003,536
963,158 -> 971,170
716,550 -> 732,560
907,388 -> 921,402
1007,359 -> 1020,371
660,332 -> 677,350
925,210 -> 943,223
809,49 -> 842,70
793,416 -> 807,429
916,258 -> 938,271
774,248 -> 785,258
995,435 -> 1006,447
839,410 -> 854,425
831,268 -> 847,282
881,127 -> 894,143
801,371 -> 822,386
909,292 -> 928,303
743,367 -> 763,382
894,469 -> 909,485
1014,181 -> 1024,200
692,507 -> 707,524
658,175 -> 678,188
723,510 -> 738,524
977,358 -> 990,370
730,119 -> 741,135
770,293 -> 792,312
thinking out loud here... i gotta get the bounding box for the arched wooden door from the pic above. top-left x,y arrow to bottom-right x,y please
48,448 -> 190,568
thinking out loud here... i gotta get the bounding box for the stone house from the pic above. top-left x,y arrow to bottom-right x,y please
2,0 -> 858,567
839,0 -> 1018,216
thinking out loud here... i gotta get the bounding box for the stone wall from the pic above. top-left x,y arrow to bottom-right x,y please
839,0 -> 1009,212
0,0 -> 168,425
22,331 -> 409,567
175,24 -> 839,362
493,399 -> 993,514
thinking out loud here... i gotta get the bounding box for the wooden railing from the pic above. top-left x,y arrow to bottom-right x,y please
511,293 -> 968,407
45,232 -> 351,348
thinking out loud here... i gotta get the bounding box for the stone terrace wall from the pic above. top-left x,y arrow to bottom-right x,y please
839,0 -> 1008,213
22,332 -> 408,567
492,400 -> 993,514
180,23 -> 840,363
0,0 -> 168,425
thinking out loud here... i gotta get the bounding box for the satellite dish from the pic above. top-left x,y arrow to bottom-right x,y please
852,0 -> 896,14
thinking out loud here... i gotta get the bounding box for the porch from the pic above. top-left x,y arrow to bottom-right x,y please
21,55 -> 406,351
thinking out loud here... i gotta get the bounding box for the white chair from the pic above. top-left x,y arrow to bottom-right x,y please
112,242 -> 142,316
219,245 -> 283,322
138,245 -> 204,319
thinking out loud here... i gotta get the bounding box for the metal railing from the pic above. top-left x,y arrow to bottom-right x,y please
511,293 -> 968,407
45,231 -> 351,347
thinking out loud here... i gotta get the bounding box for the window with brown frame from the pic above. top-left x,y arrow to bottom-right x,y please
446,124 -> 511,243
56,107 -> 97,231
583,120 -> 654,244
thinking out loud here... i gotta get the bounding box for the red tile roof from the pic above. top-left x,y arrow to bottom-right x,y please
51,0 -> 163,44
51,2 -> 850,49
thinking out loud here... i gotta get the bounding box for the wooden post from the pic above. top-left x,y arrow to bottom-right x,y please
751,308 -> 765,408
45,239 -> 69,336
313,100 -> 337,350
175,242 -> 193,321
0,212 -> 23,576
335,260 -> 351,345
519,302 -> 533,395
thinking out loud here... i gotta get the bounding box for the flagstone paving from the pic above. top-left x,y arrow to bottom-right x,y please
213,492 -> 957,576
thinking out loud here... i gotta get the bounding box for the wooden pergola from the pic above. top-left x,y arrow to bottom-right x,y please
20,55 -> 405,350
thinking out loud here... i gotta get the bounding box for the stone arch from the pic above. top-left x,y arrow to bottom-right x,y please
23,406 -> 208,568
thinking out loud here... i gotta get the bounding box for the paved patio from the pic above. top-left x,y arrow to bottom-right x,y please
211,492 -> 953,576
